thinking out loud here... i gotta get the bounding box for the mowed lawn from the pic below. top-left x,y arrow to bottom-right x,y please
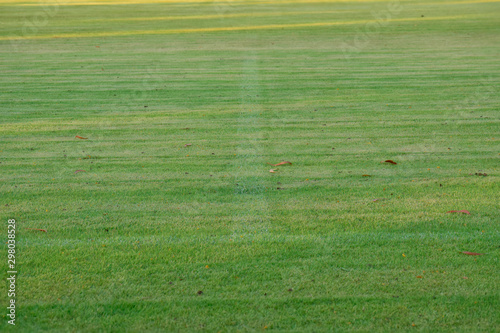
0,0 -> 499,331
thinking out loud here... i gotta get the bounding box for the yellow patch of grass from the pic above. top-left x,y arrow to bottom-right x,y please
1,15 -> 473,40
81,10 -> 348,23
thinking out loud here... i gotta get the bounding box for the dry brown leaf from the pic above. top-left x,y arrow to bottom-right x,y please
268,161 -> 292,167
75,135 -> 88,140
447,210 -> 470,215
269,169 -> 277,173
461,251 -> 483,256
26,228 -> 47,232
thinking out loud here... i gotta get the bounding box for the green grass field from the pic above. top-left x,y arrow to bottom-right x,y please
1,0 -> 499,331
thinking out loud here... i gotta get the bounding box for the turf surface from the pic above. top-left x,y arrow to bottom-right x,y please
1,0 -> 499,331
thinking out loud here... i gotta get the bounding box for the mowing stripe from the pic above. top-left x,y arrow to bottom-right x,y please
421,0 -> 500,3
81,10 -> 349,23
0,15 -> 474,41
9,0 -> 416,7
8,0 -> 500,6
255,0 -> 500,5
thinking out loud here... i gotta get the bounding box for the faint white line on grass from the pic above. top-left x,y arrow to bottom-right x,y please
231,53 -> 270,236
1,15 -> 475,41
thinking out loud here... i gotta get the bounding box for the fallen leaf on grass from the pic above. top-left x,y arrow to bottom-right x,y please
381,160 -> 397,165
447,210 -> 470,215
184,143 -> 192,147
268,161 -> 292,166
470,172 -> 487,176
75,135 -> 88,140
461,251 -> 484,256
74,170 -> 86,174
269,169 -> 278,173
416,276 -> 423,278
26,228 -> 47,232
362,174 -> 371,177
